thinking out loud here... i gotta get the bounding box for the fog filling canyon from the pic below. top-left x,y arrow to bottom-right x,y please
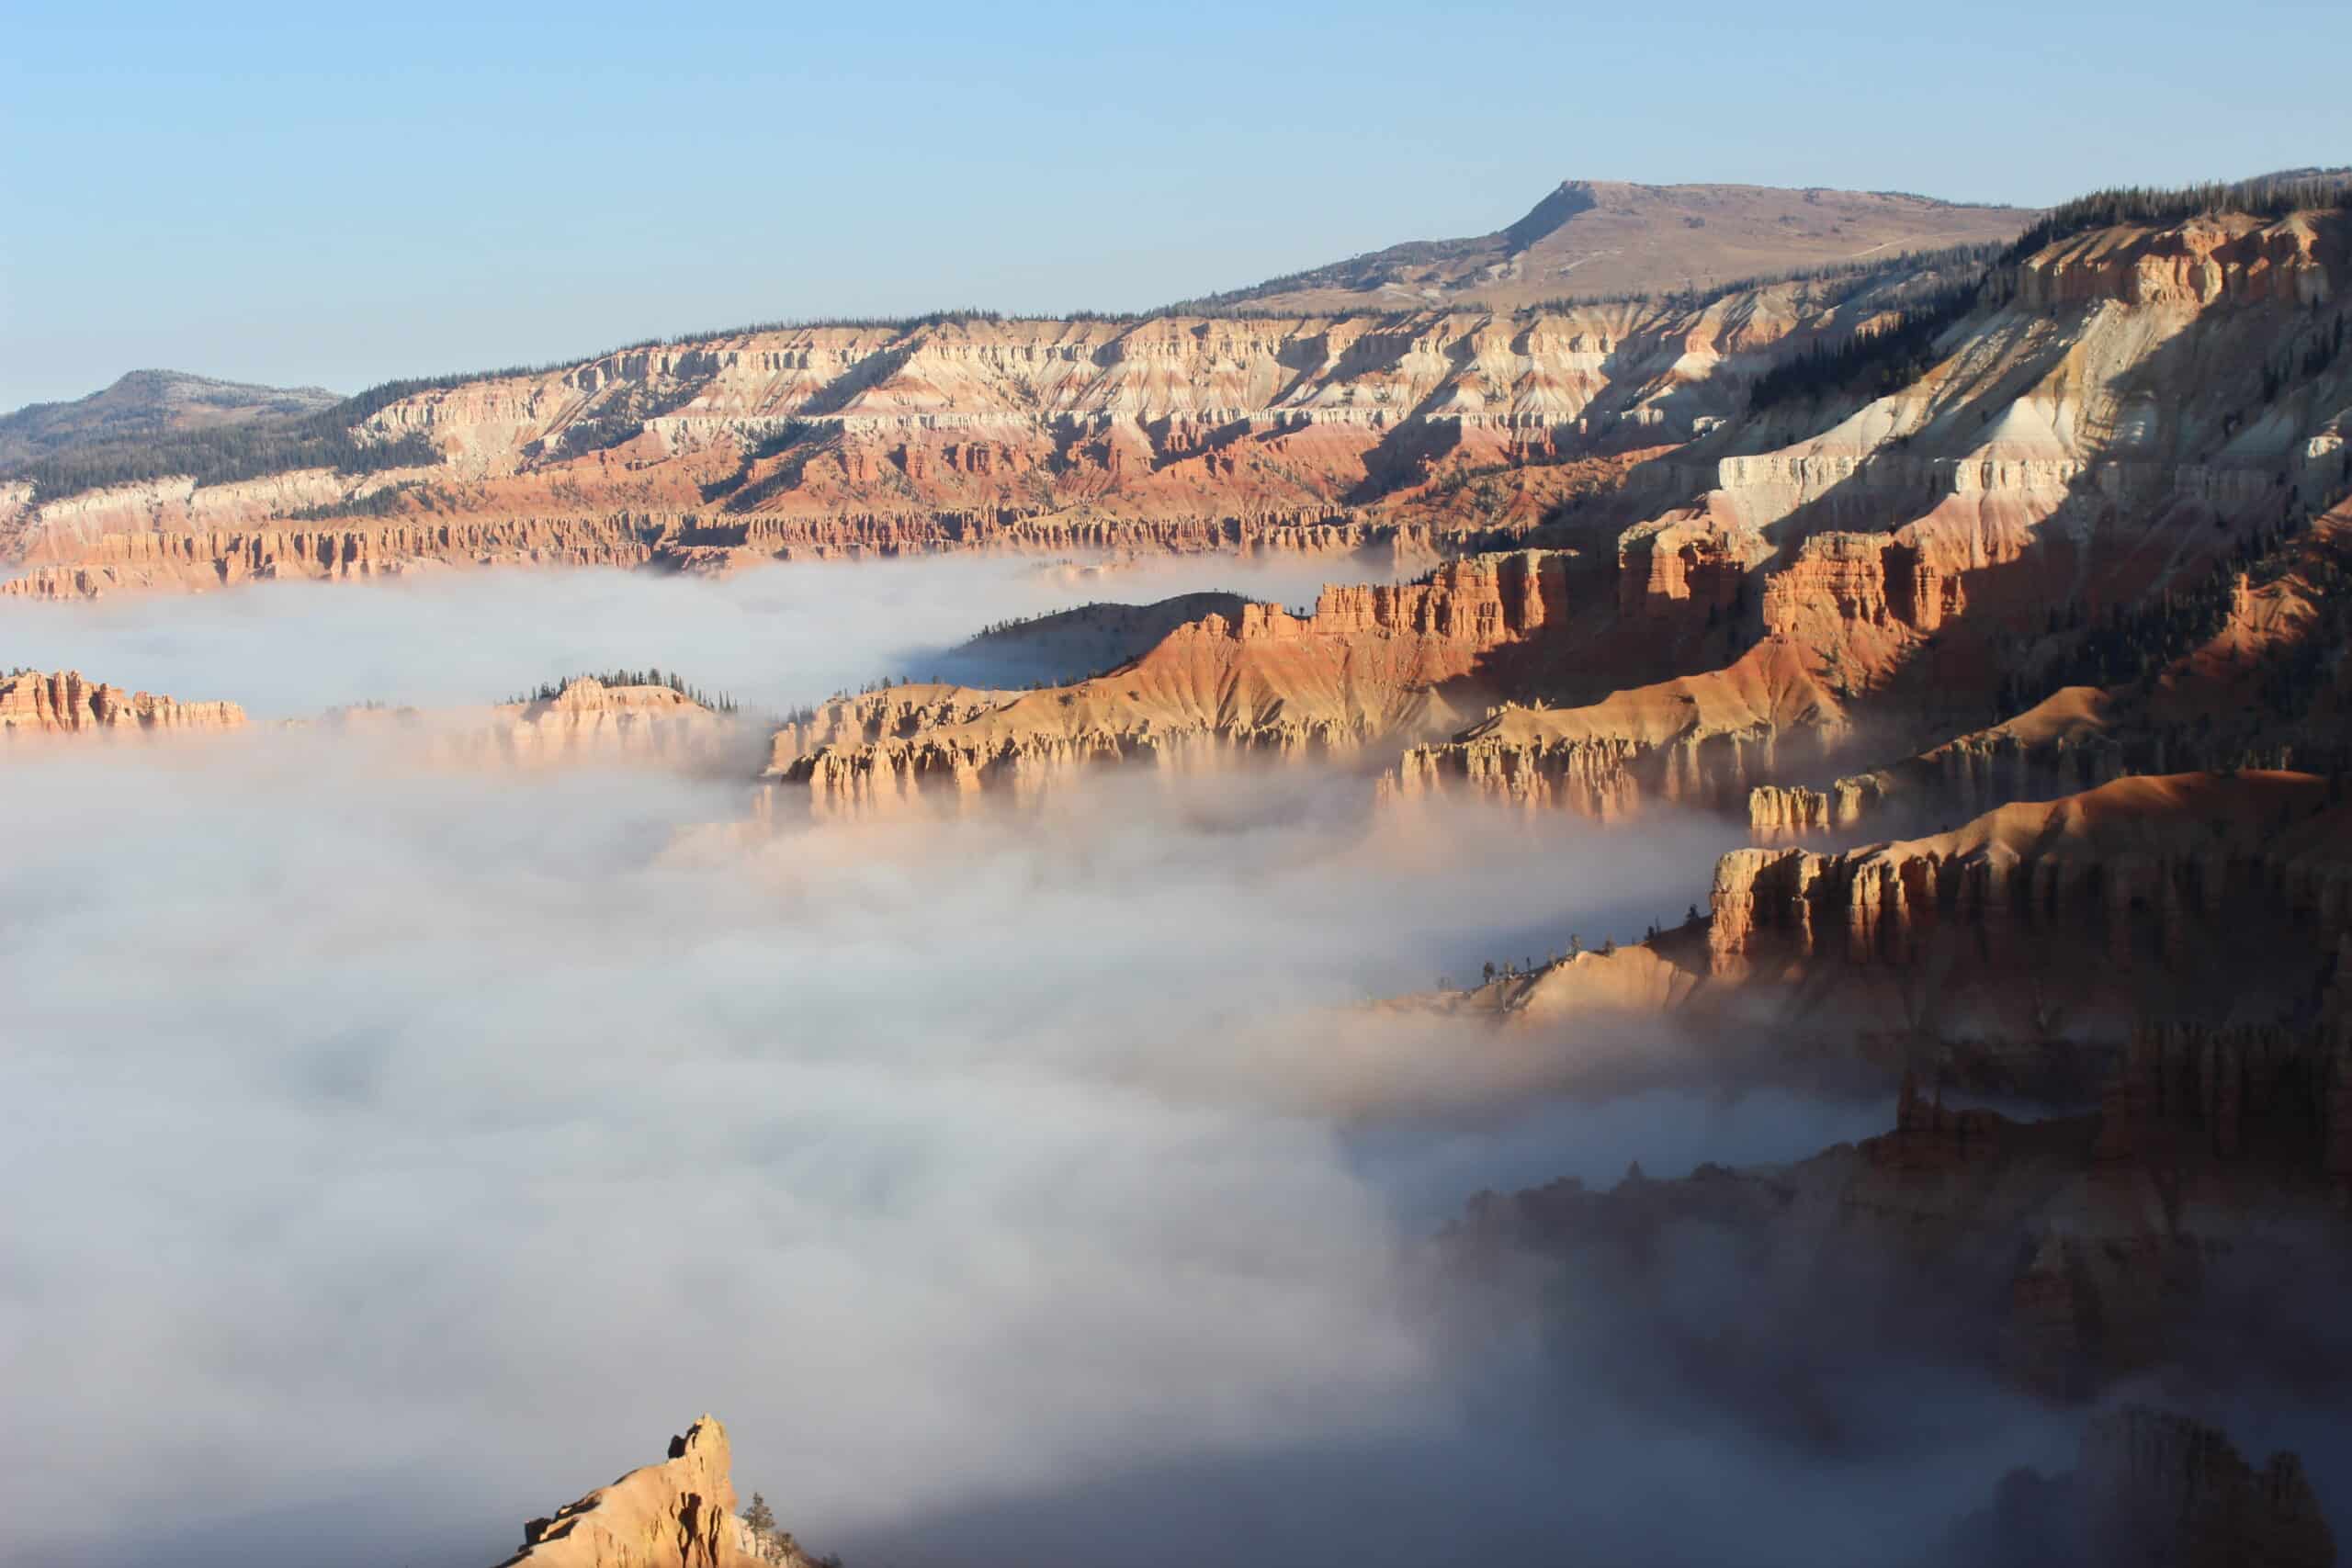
0,554 -> 1372,720
13,548 -> 2351,1565
1,560 -> 1905,1568
14,170 -> 2352,1564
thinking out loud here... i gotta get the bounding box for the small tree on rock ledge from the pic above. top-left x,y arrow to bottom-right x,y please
742,1492 -> 777,1548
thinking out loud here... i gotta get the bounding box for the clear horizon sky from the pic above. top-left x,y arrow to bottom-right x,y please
5,0 -> 2346,411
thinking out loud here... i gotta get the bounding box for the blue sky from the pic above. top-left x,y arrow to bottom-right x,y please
4,0 -> 2346,409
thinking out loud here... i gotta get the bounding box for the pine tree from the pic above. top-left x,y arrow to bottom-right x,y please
742,1492 -> 777,1546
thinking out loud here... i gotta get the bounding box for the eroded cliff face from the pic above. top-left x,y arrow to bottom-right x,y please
2,514 -> 666,599
1747,687 -> 2123,837
1708,772 -> 2352,990
1390,771 -> 2352,1112
0,289 -> 1850,598
0,243 -> 2013,602
1561,208 -> 2352,772
435,678 -> 740,770
497,1415 -> 809,1568
1383,635 -> 1849,818
763,552 -> 1568,818
1940,1407 -> 2336,1568
2018,210 -> 2339,310
0,668 -> 245,737
1748,499 -> 2352,840
1456,1039 -> 2352,1410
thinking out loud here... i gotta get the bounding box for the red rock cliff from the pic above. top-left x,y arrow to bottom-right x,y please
0,669 -> 245,736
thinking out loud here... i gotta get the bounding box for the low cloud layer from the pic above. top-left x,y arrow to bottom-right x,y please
6,563 -> 2292,1567
1,553 -> 1379,718
0,693 -> 1834,1567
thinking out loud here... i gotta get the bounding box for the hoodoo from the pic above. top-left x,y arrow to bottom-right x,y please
0,668 -> 245,737
497,1416 -> 811,1568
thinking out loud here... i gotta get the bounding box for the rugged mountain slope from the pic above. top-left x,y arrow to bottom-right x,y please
0,369 -> 340,470
1197,180 -> 2032,312
0,668 -> 245,737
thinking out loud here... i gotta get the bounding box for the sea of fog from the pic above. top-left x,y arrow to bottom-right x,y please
2,560 -> 2063,1567
1,552 -> 1379,719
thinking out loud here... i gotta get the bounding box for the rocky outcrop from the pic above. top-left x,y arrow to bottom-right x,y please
2072,1408 -> 2336,1568
1385,636 -> 1849,818
0,514 -> 667,599
1612,513 -> 1770,621
1944,1407 -> 2336,1568
1457,1044 -> 2352,1406
1708,772 -> 2352,981
1399,771 -> 2352,1104
1749,495 -> 2352,842
2017,209 -> 2341,311
497,1415 -> 811,1568
1747,781 -> 1848,835
1748,688 -> 2119,838
2093,1021 -> 2352,1178
0,668 -> 245,737
765,551 -> 1568,818
436,678 -> 736,769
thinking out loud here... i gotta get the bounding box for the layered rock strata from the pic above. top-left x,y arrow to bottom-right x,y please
0,254 -> 1983,597
436,678 -> 737,769
764,552 -> 1568,818
0,668 -> 245,737
1384,636 -> 1849,818
1708,772 -> 2352,985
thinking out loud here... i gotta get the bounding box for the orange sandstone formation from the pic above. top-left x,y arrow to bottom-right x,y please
1384,637 -> 1848,818
0,249 -> 1972,600
497,1415 -> 807,1568
0,668 -> 244,737
764,552 -> 1568,818
439,677 -> 739,769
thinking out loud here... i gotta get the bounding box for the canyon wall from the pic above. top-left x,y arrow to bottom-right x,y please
1708,772 -> 2352,984
1454,1028 -> 2352,1410
0,288 -> 1860,598
764,552 -> 1568,818
1382,636 -> 1850,818
0,668 -> 245,737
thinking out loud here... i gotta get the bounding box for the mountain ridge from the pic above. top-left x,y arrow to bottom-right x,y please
1183,177 -> 2037,312
0,369 -> 342,470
